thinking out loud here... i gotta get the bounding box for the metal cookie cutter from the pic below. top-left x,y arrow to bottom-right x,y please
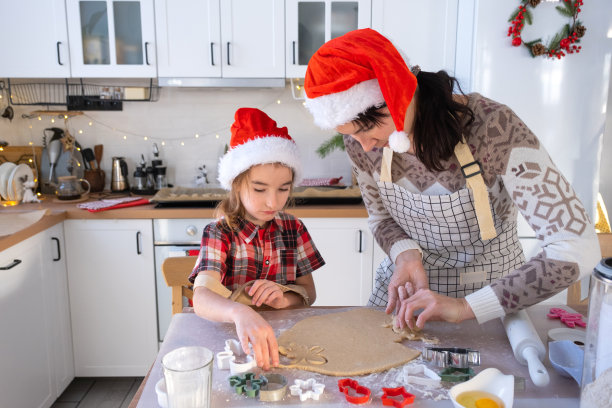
381,386 -> 415,407
337,378 -> 371,404
424,347 -> 480,368
259,374 -> 289,402
229,372 -> 266,398
289,378 -> 325,401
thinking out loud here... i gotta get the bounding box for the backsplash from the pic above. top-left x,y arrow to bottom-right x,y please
0,83 -> 352,188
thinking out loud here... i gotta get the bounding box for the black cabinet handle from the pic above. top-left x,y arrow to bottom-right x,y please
358,230 -> 363,253
1,259 -> 22,270
136,231 -> 142,255
210,42 -> 215,66
292,41 -> 296,65
52,237 -> 61,261
56,41 -> 63,65
144,42 -> 150,65
226,42 -> 231,66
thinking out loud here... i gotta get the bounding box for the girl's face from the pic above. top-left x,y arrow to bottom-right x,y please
239,163 -> 293,226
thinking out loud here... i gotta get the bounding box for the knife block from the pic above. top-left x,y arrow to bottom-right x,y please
84,169 -> 105,192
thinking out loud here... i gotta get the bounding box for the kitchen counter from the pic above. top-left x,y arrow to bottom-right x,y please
0,193 -> 367,252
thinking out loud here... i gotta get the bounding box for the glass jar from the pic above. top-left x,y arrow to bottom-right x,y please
580,257 -> 612,408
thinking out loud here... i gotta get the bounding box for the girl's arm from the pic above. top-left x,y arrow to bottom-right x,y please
248,273 -> 316,308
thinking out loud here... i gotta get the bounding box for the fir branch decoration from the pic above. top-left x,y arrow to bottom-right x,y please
316,133 -> 345,158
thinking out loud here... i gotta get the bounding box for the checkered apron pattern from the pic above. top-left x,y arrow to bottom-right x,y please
368,181 -> 525,306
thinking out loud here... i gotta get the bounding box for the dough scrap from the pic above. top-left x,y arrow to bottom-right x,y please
383,316 -> 440,344
278,308 -> 421,376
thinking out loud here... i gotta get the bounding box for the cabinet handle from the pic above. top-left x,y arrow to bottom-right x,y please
358,230 -> 363,253
136,231 -> 142,255
52,237 -> 61,261
210,42 -> 215,66
144,42 -> 151,65
0,259 -> 22,270
226,42 -> 231,66
292,41 -> 296,65
56,41 -> 63,66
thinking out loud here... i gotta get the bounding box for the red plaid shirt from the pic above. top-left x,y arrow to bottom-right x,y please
189,212 -> 325,290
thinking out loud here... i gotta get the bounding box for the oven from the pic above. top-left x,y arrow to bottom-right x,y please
153,218 -> 212,343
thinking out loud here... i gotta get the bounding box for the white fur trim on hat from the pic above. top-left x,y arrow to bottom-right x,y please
217,136 -> 302,190
304,78 -> 385,129
388,130 -> 410,153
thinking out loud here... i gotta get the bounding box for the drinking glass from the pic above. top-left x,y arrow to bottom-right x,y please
162,346 -> 213,408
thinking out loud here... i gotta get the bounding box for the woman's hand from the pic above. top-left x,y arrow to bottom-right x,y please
386,250 -> 428,314
232,307 -> 279,370
394,289 -> 475,329
248,280 -> 289,309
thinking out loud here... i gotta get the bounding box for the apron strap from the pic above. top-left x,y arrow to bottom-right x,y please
380,147 -> 393,182
454,140 -> 497,240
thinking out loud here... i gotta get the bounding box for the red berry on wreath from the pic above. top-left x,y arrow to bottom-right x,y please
512,37 -> 522,46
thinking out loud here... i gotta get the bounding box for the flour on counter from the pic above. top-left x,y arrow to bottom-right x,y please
582,366 -> 612,408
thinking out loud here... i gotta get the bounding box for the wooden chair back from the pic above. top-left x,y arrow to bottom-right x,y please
161,256 -> 197,315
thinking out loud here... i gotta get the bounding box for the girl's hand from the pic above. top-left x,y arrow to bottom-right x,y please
386,250 -> 428,315
394,288 -> 475,329
248,280 -> 289,309
232,307 -> 279,370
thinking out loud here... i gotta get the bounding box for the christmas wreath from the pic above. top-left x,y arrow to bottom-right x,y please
508,0 -> 586,59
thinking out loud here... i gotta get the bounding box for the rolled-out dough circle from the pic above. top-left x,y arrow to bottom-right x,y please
278,308 -> 421,376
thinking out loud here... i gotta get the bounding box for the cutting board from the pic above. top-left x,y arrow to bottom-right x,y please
0,146 -> 43,188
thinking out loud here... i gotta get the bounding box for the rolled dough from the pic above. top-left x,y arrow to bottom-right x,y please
277,308 -> 421,376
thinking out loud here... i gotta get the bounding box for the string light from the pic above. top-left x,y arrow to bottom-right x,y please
88,121 -> 93,126
123,135 -> 127,140
78,129 -> 83,134
143,136 -> 148,141
51,118 -> 55,123
195,134 -> 199,139
180,141 -> 185,146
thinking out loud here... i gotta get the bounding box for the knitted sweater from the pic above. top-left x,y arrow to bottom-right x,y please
346,93 -> 601,323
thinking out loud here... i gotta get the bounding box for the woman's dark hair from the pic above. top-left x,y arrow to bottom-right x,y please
353,70 -> 474,172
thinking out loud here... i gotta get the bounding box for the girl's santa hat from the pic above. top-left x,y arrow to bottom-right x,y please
304,28 -> 417,153
217,108 -> 302,190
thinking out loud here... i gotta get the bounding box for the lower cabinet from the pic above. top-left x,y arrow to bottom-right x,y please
64,219 -> 158,376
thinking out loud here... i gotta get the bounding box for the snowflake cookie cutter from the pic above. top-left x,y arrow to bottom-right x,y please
228,372 -> 266,398
381,386 -> 415,407
289,378 -> 325,401
216,339 -> 256,374
337,378 -> 371,404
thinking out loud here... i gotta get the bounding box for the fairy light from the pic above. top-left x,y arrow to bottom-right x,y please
143,136 -> 148,141
195,133 -> 200,139
88,121 -> 93,126
161,141 -> 166,146
78,129 -> 83,134
51,118 -> 55,123
123,135 -> 127,140
180,141 -> 185,146
215,134 -> 220,139
38,116 -> 42,120
64,115 -> 68,119
276,99 -> 281,104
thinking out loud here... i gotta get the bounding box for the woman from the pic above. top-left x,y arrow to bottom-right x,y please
303,28 -> 600,329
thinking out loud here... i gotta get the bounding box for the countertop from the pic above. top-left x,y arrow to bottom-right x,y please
0,193 -> 367,252
132,305 -> 583,408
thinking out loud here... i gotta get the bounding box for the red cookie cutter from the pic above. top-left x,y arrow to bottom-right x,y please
337,378 -> 371,404
547,307 -> 586,328
381,386 -> 415,407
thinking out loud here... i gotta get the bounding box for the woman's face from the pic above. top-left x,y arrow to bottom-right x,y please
239,163 -> 293,226
336,106 -> 396,152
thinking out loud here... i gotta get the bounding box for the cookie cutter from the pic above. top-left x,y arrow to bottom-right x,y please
337,378 -> 371,404
229,372 -> 266,398
381,386 -> 415,407
424,347 -> 480,368
547,307 -> 587,328
259,373 -> 289,402
289,378 -> 325,401
216,339 -> 257,374
402,364 -> 441,387
439,367 -> 475,382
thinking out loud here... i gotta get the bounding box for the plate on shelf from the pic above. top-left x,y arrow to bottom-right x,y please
7,164 -> 34,202
0,162 -> 17,200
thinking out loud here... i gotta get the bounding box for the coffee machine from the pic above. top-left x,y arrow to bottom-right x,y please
110,157 -> 129,192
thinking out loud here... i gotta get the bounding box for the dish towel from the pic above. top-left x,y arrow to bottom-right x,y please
300,177 -> 343,187
77,196 -> 150,212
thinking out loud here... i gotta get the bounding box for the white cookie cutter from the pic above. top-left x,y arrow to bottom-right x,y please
216,339 -> 257,374
289,378 -> 325,401
403,363 -> 441,387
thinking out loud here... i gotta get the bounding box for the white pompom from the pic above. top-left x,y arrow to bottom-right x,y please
388,130 -> 411,153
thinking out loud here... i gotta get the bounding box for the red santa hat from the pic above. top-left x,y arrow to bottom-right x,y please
217,108 -> 302,190
304,28 -> 417,153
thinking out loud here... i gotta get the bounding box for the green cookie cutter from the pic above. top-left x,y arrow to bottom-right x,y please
439,367 -> 475,382
229,372 -> 267,398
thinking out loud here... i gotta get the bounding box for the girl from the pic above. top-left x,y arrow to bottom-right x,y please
189,108 -> 325,370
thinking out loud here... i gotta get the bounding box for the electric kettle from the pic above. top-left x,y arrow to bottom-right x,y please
111,157 -> 129,192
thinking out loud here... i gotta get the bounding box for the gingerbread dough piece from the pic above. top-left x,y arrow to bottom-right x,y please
278,308 -> 421,376
384,316 -> 440,344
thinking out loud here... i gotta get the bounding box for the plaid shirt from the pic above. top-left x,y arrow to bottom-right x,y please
189,212 -> 325,291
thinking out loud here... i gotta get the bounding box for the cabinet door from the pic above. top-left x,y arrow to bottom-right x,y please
302,218 -> 374,306
220,0 -> 285,78
371,0 -> 458,73
155,0 -> 221,78
66,0 -> 156,77
286,0 -> 371,78
0,235 -> 55,408
65,219 -> 157,376
0,0 -> 71,78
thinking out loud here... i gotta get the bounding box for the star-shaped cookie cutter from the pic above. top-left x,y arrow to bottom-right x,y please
381,386 -> 415,407
216,339 -> 257,374
337,378 -> 371,404
289,378 -> 325,401
228,372 -> 266,398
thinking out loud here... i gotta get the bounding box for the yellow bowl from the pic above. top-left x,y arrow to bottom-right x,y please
449,368 -> 514,408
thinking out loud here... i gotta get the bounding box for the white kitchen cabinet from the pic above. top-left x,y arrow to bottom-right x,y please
0,0 -> 71,78
303,218 -> 374,306
65,0 -> 156,77
286,0 -> 371,78
155,0 -> 284,84
371,0 -> 458,73
64,219 -> 157,376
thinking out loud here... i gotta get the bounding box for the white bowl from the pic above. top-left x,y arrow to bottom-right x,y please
449,368 -> 514,408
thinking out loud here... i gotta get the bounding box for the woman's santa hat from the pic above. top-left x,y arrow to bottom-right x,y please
217,108 -> 302,190
304,28 -> 417,153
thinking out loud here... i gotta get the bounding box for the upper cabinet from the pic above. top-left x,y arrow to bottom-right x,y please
155,0 -> 285,84
66,0 -> 157,78
0,0 -> 71,78
286,0 -> 371,78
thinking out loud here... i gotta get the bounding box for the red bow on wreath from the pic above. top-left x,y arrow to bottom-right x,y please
508,0 -> 586,59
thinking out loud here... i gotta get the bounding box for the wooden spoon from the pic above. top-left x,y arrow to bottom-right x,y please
93,144 -> 103,169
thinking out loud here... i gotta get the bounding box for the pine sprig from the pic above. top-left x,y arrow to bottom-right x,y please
316,133 -> 346,158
